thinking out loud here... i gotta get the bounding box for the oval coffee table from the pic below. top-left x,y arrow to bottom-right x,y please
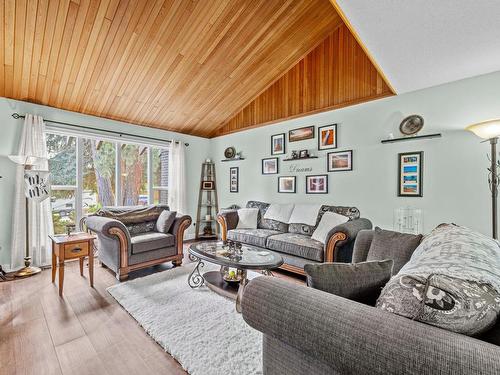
188,241 -> 283,312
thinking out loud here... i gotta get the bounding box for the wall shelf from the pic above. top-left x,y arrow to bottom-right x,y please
283,156 -> 319,161
221,158 -> 245,162
381,133 -> 442,144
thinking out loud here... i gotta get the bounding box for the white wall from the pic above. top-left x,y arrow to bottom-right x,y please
211,71 -> 500,236
0,98 -> 210,267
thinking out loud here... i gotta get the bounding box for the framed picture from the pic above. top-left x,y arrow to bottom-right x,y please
306,175 -> 328,194
318,124 -> 337,150
278,176 -> 296,193
398,151 -> 423,197
229,167 -> 239,193
327,150 -> 353,172
271,133 -> 286,155
289,125 -> 314,142
262,157 -> 278,175
201,180 -> 214,190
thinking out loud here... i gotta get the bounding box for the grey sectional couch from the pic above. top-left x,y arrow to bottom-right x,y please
217,201 -> 372,275
241,229 -> 500,374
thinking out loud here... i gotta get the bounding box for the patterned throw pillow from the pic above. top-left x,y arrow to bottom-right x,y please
288,205 -> 359,236
127,221 -> 156,235
155,210 -> 177,233
377,274 -> 500,335
246,201 -> 288,232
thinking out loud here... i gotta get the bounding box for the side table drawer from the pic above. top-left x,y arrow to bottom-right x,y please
64,241 -> 89,259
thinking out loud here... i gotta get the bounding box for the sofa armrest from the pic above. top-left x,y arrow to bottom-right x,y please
324,218 -> 372,262
169,214 -> 192,256
242,277 -> 500,375
217,210 -> 239,241
85,216 -> 131,250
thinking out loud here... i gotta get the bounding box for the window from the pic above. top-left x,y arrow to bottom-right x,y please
47,134 -> 77,234
151,147 -> 169,204
46,132 -> 169,232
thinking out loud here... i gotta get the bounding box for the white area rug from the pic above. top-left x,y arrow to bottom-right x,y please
107,263 -> 262,375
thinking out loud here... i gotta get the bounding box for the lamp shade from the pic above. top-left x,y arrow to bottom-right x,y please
466,119 -> 500,140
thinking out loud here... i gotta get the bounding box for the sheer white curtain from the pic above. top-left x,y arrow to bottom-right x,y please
10,114 -> 53,270
167,141 -> 187,214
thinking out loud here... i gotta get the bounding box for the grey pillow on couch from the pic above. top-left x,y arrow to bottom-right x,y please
155,210 -> 177,233
367,227 -> 422,274
304,259 -> 394,305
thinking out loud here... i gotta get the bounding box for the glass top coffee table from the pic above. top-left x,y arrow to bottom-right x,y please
188,241 -> 284,312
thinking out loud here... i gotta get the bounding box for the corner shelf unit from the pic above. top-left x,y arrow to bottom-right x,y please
195,162 -> 219,240
381,133 -> 442,144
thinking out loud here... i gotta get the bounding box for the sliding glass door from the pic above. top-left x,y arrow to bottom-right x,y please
46,132 -> 168,234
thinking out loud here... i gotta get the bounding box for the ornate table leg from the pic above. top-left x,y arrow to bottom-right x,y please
188,258 -> 205,288
261,269 -> 274,277
235,270 -> 248,313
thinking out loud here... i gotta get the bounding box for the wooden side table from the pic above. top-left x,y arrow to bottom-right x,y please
49,233 -> 96,296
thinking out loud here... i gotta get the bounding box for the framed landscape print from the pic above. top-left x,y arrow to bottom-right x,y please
271,133 -> 286,155
262,157 -> 278,175
398,151 -> 423,197
229,167 -> 239,193
318,124 -> 337,150
289,125 -> 314,142
327,150 -> 352,172
278,176 -> 296,193
306,175 -> 328,194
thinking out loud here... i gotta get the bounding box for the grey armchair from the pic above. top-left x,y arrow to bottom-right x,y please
85,205 -> 191,281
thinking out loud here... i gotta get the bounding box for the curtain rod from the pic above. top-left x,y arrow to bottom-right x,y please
11,113 -> 189,147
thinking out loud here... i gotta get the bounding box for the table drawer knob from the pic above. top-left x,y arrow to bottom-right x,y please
71,247 -> 82,253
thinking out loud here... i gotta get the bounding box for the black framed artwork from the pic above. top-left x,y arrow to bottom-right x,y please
229,167 -> 239,193
306,174 -> 328,194
398,151 -> 423,197
289,125 -> 315,142
278,176 -> 296,193
201,181 -> 214,190
327,150 -> 353,172
318,124 -> 337,150
262,157 -> 279,175
271,133 -> 286,155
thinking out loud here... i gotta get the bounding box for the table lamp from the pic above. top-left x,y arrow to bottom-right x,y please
466,119 -> 500,239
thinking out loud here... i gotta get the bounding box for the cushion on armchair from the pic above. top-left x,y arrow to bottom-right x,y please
156,210 -> 177,233
305,260 -> 394,305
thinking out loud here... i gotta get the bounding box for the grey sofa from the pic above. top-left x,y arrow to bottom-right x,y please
85,205 -> 191,281
241,229 -> 500,374
217,201 -> 372,275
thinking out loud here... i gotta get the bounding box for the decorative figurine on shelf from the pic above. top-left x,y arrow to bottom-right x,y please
299,150 -> 309,158
203,224 -> 213,236
291,150 -> 299,159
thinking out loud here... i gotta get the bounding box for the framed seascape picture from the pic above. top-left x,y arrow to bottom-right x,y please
271,133 -> 286,155
262,157 -> 278,175
318,124 -> 337,150
398,151 -> 423,197
327,150 -> 352,172
289,125 -> 314,142
306,174 -> 328,194
278,176 -> 296,193
229,167 -> 239,193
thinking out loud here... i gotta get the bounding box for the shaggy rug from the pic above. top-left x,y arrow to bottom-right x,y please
107,263 -> 262,375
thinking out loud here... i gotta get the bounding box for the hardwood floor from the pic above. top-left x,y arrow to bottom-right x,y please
0,245 -> 304,375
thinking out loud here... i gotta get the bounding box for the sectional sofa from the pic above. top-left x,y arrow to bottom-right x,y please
217,201 -> 372,275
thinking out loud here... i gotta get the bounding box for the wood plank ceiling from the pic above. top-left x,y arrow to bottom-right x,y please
0,0 -> 347,138
213,24 -> 393,137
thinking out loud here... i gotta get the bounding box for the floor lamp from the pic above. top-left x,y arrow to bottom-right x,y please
466,119 -> 500,239
8,154 -> 48,277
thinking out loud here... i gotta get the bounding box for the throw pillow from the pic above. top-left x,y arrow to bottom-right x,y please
311,211 -> 349,244
366,227 -> 422,274
288,204 -> 322,225
236,208 -> 259,229
263,203 -> 295,223
304,259 -> 394,305
155,210 -> 177,233
377,274 -> 500,335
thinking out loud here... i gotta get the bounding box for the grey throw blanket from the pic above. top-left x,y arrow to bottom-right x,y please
94,205 -> 169,225
398,224 -> 500,293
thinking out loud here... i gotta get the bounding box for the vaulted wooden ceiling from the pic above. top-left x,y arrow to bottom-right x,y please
0,0 -> 351,137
